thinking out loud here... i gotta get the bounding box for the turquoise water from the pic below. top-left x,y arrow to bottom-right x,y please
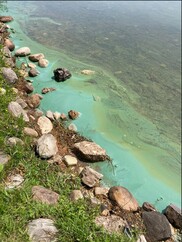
3,1 -> 181,211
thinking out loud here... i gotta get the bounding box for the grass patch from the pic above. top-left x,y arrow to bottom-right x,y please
0,45 -> 135,241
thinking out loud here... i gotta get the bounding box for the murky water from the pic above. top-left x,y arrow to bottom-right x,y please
3,1 -> 181,210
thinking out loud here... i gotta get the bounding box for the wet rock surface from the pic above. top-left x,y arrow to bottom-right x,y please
53,67 -> 71,82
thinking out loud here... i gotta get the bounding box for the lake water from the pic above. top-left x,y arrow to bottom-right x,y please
2,1 -> 181,211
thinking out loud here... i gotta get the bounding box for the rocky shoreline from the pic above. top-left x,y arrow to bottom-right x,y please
0,16 -> 181,242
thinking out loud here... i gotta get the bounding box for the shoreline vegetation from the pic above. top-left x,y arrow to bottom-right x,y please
0,16 -> 181,242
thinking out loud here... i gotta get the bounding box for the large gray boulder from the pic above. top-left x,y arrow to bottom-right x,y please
142,211 -> 171,242
108,186 -> 139,212
27,218 -> 58,242
73,141 -> 107,162
2,67 -> 18,84
15,47 -> 31,57
32,186 -> 59,205
8,101 -> 29,122
164,204 -> 182,229
36,134 -> 58,159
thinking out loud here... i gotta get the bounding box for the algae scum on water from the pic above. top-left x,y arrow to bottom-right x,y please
5,1 -> 181,210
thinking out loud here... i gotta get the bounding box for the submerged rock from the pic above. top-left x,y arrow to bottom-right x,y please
53,67 -> 71,82
68,110 -> 79,120
81,69 -> 95,75
41,87 -> 56,94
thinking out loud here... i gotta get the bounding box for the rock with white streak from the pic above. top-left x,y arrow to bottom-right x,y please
36,134 -> 58,159
37,116 -> 53,134
8,101 -> 29,122
27,218 -> 58,242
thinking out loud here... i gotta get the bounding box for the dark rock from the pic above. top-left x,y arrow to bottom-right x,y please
53,67 -> 71,82
28,68 -> 39,77
108,186 -> 139,212
68,110 -> 79,120
24,83 -> 34,94
142,211 -> 171,242
142,202 -> 156,212
0,16 -> 13,23
164,204 -> 182,229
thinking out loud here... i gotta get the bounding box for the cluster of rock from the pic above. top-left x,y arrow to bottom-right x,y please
0,15 -> 181,242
